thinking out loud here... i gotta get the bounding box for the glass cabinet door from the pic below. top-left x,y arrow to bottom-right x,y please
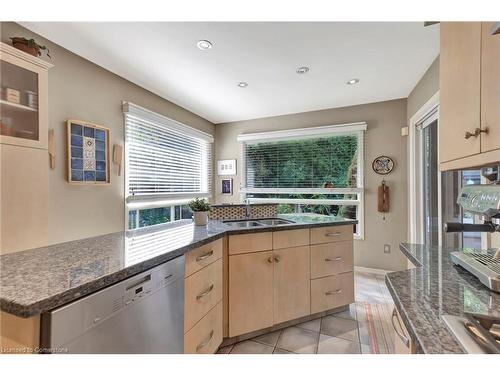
0,59 -> 40,142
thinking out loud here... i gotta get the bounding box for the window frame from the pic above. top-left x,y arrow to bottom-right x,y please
123,102 -> 213,230
238,122 -> 366,239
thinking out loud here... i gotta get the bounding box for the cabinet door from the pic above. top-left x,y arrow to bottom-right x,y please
0,144 -> 48,254
439,22 -> 481,163
273,246 -> 310,324
0,48 -> 49,150
480,22 -> 500,153
228,251 -> 273,337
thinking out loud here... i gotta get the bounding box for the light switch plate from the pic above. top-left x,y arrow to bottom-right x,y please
384,244 -> 391,254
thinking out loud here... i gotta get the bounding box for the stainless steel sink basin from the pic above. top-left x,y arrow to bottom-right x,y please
256,218 -> 295,226
223,220 -> 265,228
223,218 -> 295,228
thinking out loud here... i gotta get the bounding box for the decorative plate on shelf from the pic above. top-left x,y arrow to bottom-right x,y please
372,155 -> 394,175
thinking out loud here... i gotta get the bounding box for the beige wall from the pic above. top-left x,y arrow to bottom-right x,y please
215,99 -> 408,271
407,57 -> 439,121
1,22 -> 215,245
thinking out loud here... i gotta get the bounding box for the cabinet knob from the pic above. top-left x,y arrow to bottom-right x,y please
267,257 -> 274,263
273,256 -> 281,263
465,127 -> 488,139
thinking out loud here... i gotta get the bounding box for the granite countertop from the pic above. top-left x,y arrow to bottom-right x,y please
385,243 -> 500,354
0,214 -> 356,318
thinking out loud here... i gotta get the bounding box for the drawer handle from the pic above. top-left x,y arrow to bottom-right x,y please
325,232 -> 342,237
391,308 -> 410,348
325,289 -> 342,295
196,284 -> 214,300
325,256 -> 343,262
196,330 -> 214,352
196,250 -> 214,262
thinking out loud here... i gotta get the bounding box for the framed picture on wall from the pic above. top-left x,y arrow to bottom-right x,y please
221,178 -> 233,195
217,159 -> 237,176
67,119 -> 111,184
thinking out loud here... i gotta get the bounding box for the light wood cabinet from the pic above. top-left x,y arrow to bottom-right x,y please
0,144 -> 48,254
310,241 -> 353,279
185,238 -> 222,277
0,43 -> 53,255
273,246 -> 310,324
439,22 -> 481,163
480,22 -> 500,153
310,225 -> 353,244
310,272 -> 354,314
184,258 -> 222,333
184,302 -> 222,354
227,226 -> 354,337
440,22 -> 500,170
228,251 -> 274,337
228,232 -> 272,255
0,42 -> 53,149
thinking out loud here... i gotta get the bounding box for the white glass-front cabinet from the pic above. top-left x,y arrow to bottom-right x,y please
0,42 -> 53,149
0,42 -> 53,254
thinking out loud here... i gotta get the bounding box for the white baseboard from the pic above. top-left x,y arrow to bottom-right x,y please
354,266 -> 391,275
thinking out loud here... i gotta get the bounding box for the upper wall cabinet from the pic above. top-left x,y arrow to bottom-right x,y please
0,42 -> 53,150
440,22 -> 500,171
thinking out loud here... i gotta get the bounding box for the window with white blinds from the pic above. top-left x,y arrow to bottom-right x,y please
124,102 -> 213,207
238,122 -> 366,239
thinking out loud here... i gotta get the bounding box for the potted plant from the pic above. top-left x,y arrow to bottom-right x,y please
10,37 -> 51,58
188,198 -> 211,226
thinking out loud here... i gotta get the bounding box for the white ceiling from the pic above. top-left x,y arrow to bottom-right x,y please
21,22 -> 439,124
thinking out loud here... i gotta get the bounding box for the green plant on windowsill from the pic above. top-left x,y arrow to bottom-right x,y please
188,198 -> 211,212
188,198 -> 211,226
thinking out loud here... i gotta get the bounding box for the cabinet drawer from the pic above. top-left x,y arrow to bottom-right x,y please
310,241 -> 353,279
273,229 -> 309,249
311,272 -> 354,314
310,225 -> 353,245
185,239 -> 222,277
185,259 -> 222,332
184,302 -> 223,354
228,232 -> 272,255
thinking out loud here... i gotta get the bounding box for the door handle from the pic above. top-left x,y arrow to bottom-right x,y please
325,256 -> 343,262
196,330 -> 214,352
196,284 -> 214,300
391,308 -> 410,348
465,127 -> 489,139
196,250 -> 214,262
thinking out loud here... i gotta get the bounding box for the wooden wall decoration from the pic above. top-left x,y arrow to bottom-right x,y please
67,119 -> 111,184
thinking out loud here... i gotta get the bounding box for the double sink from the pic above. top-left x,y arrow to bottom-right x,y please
223,218 -> 295,228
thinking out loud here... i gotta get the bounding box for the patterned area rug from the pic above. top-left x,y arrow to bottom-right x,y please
356,301 -> 395,354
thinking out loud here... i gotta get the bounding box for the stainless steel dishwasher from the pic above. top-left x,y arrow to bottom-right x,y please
41,255 -> 185,353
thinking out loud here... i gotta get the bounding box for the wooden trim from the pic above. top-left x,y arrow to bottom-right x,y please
0,42 -> 54,70
440,148 -> 500,171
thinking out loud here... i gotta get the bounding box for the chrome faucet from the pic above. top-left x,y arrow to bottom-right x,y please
244,199 -> 252,218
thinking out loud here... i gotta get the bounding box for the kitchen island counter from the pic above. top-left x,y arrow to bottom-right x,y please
386,243 -> 500,354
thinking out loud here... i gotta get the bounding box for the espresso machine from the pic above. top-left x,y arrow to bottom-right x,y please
444,166 -> 500,293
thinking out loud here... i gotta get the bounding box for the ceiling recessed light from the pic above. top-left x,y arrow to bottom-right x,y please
296,66 -> 310,74
237,82 -> 248,88
346,78 -> 360,85
197,40 -> 213,50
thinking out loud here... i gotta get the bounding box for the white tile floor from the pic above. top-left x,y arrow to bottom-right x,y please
218,270 -> 395,354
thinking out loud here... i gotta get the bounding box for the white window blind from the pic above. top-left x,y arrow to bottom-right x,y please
123,102 -> 213,203
240,123 -> 365,193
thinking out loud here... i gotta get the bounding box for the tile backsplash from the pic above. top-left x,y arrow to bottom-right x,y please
209,204 -> 277,220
